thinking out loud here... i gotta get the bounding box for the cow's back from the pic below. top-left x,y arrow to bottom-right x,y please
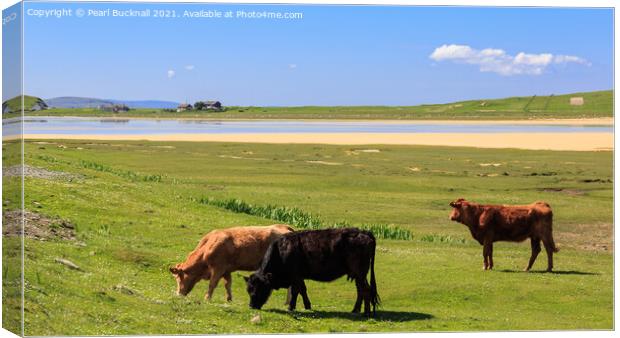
200,224 -> 293,273
277,228 -> 375,282
493,202 -> 552,241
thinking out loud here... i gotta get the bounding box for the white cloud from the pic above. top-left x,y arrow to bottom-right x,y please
553,55 -> 591,66
167,70 -> 175,78
430,44 -> 590,76
185,65 -> 195,71
288,64 -> 297,69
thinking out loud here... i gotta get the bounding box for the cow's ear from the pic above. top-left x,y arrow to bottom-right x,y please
450,198 -> 464,208
169,267 -> 183,275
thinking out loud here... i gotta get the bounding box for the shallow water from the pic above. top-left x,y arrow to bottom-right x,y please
5,116 -> 614,136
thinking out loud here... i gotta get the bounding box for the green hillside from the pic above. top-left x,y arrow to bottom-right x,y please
3,95 -> 48,115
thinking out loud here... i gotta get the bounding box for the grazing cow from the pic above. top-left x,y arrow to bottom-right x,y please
169,224 -> 293,301
244,228 -> 380,317
449,198 -> 558,272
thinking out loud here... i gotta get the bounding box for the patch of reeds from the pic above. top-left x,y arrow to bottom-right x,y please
198,197 -> 412,241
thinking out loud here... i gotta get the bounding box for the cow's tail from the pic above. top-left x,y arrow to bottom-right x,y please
369,239 -> 380,315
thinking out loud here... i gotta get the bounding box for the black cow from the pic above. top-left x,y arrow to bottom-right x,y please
244,228 -> 380,317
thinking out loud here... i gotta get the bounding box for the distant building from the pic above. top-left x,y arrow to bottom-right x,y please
569,97 -> 584,106
205,101 -> 222,110
99,104 -> 130,112
177,103 -> 193,112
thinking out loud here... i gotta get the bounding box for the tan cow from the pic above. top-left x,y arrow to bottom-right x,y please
169,224 -> 294,301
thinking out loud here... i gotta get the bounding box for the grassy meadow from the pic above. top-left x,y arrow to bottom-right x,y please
2,139 -> 613,335
24,90 -> 613,120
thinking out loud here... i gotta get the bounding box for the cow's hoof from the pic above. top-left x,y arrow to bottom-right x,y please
523,268 -> 530,272
226,298 -> 232,302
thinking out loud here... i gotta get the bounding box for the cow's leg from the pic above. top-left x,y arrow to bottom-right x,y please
352,279 -> 364,313
542,238 -> 554,272
362,279 -> 372,317
284,287 -> 292,306
297,280 -> 312,310
205,270 -> 224,301
288,285 -> 299,311
482,246 -> 489,270
487,243 -> 494,270
223,272 -> 233,302
482,239 -> 493,270
525,238 -> 541,272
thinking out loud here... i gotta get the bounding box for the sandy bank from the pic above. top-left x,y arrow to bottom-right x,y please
24,132 -> 613,151
22,116 -> 615,126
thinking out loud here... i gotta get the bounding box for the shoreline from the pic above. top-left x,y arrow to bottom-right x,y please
17,116 -> 615,126
23,132 -> 613,151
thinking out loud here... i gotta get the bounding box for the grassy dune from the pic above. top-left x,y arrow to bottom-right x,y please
3,140 -> 613,335
31,90 -> 613,120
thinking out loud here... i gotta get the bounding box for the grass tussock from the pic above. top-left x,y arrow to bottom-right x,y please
198,197 -> 412,241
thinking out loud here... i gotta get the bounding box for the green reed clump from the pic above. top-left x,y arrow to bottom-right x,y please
79,160 -> 162,182
419,234 -> 467,244
198,197 -> 412,240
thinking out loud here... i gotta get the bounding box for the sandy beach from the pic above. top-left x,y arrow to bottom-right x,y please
23,132 -> 613,151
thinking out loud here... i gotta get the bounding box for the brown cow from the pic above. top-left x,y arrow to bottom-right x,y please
169,224 -> 293,301
449,198 -> 558,272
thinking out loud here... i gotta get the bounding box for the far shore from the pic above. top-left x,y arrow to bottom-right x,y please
17,116 -> 615,126
23,132 -> 613,151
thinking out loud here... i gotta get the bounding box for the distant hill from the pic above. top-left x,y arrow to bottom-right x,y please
46,97 -> 179,109
3,95 -> 48,113
108,99 -> 180,109
46,97 -> 113,109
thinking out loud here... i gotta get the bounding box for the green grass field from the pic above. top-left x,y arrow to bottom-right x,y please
23,90 -> 613,120
2,139 -> 613,335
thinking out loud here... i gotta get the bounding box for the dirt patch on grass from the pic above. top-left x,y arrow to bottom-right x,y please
556,223 -> 613,252
3,165 -> 80,180
346,149 -> 381,155
112,248 -> 158,268
539,188 -> 586,196
3,210 -> 76,241
218,155 -> 268,161
306,160 -> 343,166
580,178 -> 613,183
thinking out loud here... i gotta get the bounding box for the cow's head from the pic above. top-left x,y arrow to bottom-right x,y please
169,264 -> 201,296
449,198 -> 468,222
244,273 -> 274,309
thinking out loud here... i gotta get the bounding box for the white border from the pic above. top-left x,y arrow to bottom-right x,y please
0,1 -> 616,338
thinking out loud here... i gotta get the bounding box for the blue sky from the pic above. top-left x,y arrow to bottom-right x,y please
18,2 -> 614,106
